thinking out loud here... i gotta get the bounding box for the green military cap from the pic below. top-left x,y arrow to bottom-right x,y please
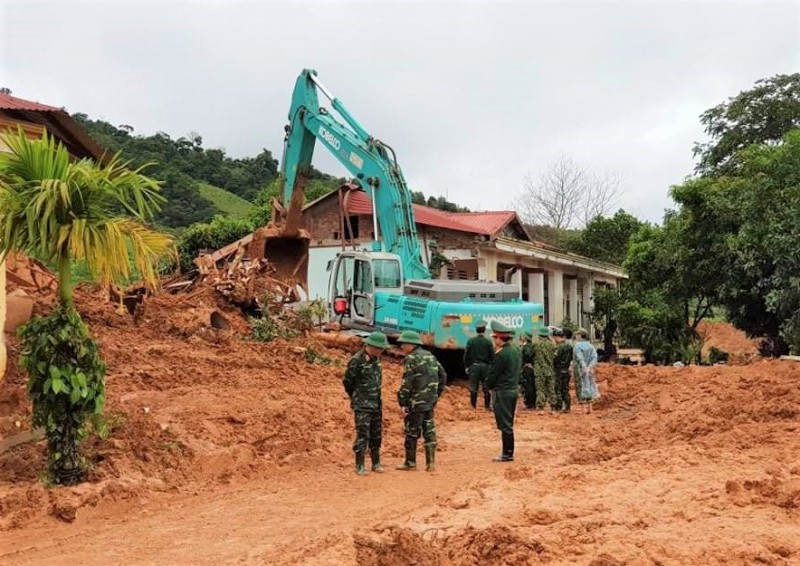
397,330 -> 424,346
490,320 -> 512,335
524,330 -> 533,340
552,328 -> 564,337
364,331 -> 389,349
537,327 -> 551,337
474,318 -> 486,329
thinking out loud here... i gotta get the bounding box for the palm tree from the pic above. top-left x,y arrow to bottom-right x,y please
0,128 -> 173,484
0,127 -> 171,305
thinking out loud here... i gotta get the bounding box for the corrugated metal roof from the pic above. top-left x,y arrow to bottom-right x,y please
0,92 -> 61,112
344,190 -> 494,235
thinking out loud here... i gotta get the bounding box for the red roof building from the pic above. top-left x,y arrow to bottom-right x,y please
0,91 -> 106,162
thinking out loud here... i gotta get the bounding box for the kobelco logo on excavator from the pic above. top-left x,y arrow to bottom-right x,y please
318,126 -> 341,150
483,315 -> 525,329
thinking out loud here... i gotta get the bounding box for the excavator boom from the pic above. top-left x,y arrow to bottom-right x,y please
259,69 -> 430,290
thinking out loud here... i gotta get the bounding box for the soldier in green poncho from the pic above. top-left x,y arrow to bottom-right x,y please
396,331 -> 447,472
342,332 -> 390,475
486,321 -> 521,462
464,319 -> 494,410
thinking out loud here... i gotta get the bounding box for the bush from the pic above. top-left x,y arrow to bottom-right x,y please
296,300 -> 327,329
19,308 -> 107,485
177,215 -> 255,272
249,312 -> 298,343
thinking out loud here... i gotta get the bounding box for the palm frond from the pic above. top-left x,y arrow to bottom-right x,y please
0,127 -> 174,302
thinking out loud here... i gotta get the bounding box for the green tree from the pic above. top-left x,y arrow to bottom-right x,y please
0,129 -> 173,484
709,129 -> 800,353
411,190 -> 469,212
693,73 -> 800,175
625,214 -> 724,332
566,210 -> 644,265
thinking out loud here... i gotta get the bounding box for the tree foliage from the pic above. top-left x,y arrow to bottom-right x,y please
705,129 -> 800,353
693,73 -> 800,175
566,210 -> 644,265
19,309 -> 106,485
177,215 -> 255,272
73,114 -> 280,227
410,190 -> 469,212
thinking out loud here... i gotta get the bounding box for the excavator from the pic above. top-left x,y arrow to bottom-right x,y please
256,69 -> 544,350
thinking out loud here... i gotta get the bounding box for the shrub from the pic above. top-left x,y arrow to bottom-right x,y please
19,308 -> 107,485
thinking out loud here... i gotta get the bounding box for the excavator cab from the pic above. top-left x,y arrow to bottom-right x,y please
327,251 -> 404,328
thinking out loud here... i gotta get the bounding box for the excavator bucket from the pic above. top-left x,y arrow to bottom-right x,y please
248,226 -> 310,300
248,174 -> 310,301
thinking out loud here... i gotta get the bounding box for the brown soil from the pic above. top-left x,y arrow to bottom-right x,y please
1,288 -> 798,565
697,320 -> 761,362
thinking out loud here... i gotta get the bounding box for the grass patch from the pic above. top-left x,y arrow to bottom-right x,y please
198,183 -> 255,219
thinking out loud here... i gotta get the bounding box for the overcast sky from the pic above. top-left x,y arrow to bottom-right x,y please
1,0 -> 798,222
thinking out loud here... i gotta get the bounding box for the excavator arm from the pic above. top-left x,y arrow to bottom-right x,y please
276,69 -> 430,282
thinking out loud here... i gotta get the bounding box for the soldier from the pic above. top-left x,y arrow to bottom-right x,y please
520,330 -> 536,410
553,329 -> 574,413
464,319 -> 494,410
486,321 -> 521,462
396,331 -> 447,472
532,327 -> 556,413
342,331 -> 390,475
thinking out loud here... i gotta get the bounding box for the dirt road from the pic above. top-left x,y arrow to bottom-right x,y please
3,363 -> 799,565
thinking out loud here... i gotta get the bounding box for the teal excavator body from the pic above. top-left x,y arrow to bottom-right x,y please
275,69 -> 543,349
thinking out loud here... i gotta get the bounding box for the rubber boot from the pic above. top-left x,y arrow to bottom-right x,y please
370,448 -> 384,473
425,444 -> 436,472
493,432 -> 514,462
355,451 -> 367,475
396,446 -> 417,471
470,391 -> 478,409
484,390 -> 492,411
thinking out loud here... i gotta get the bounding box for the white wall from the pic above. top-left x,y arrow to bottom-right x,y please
308,247 -> 342,300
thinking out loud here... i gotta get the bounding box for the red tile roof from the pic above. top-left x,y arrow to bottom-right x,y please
342,189 -> 496,235
448,211 -> 517,236
0,92 -> 61,112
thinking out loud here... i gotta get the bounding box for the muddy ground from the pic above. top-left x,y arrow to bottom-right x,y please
0,289 -> 798,565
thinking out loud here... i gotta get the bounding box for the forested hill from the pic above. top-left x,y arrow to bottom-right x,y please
73,114 -> 469,230
72,114 -> 341,229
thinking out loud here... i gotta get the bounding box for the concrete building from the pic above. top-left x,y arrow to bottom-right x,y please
0,91 -> 106,380
300,186 -> 626,331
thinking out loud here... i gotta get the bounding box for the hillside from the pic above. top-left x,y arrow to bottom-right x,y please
197,183 -> 255,220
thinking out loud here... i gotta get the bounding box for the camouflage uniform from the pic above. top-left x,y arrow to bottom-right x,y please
554,339 -> 574,412
343,347 -> 383,470
532,336 -> 556,410
464,332 -> 494,410
520,338 -> 536,409
397,345 -> 447,470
